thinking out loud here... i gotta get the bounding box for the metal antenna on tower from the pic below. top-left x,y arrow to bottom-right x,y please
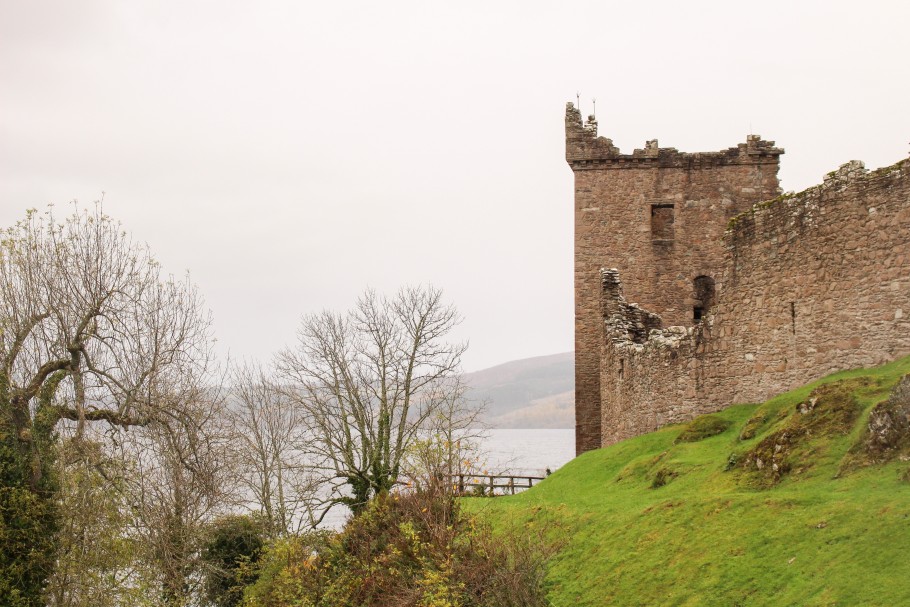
592,98 -> 596,117
576,91 -> 580,111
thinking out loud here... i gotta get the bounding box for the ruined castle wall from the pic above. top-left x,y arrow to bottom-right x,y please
600,159 -> 910,446
717,159 -> 910,402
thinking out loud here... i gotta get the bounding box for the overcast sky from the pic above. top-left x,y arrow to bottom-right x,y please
2,0 -> 908,371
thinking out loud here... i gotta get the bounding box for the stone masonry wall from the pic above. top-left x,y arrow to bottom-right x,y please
600,158 -> 910,446
567,102 -> 783,454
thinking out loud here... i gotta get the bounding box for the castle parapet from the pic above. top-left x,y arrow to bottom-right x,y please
565,102 -> 783,170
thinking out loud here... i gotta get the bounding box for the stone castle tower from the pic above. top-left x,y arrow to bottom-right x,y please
566,102 -> 784,455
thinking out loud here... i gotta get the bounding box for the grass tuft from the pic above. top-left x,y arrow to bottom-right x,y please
674,414 -> 732,444
739,409 -> 767,440
650,467 -> 677,488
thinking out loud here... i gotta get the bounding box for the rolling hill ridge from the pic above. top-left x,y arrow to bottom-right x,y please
463,352 -> 574,428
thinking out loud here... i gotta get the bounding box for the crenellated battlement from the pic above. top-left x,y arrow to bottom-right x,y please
565,102 -> 619,161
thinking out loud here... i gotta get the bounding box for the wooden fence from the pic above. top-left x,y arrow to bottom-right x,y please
452,473 -> 545,496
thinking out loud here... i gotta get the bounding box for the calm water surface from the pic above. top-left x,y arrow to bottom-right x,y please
481,428 -> 575,476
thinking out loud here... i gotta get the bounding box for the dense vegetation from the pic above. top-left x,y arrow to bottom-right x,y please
244,487 -> 552,607
467,356 -> 910,606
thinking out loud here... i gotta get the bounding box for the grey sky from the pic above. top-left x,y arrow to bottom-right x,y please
2,0 -> 908,371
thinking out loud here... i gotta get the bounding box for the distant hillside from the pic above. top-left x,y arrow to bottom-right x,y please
468,356 -> 910,606
463,352 -> 574,428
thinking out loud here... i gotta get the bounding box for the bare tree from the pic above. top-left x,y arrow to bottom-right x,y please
0,204 -> 214,469
275,286 -> 469,520
227,361 -> 314,536
118,386 -> 232,607
0,205 -> 215,602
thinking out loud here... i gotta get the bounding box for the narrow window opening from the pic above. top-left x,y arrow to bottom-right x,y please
790,302 -> 796,334
692,276 -> 715,323
651,204 -> 675,241
618,358 -> 625,379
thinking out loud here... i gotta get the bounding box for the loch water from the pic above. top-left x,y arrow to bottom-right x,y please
480,428 -> 575,476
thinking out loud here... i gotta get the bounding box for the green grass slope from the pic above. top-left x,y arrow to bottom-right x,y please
465,356 -> 910,607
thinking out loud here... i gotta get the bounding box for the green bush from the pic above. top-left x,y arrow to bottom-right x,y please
203,514 -> 268,607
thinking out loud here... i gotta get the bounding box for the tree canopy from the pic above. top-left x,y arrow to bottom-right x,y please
0,206 -> 215,605
276,286 -> 468,518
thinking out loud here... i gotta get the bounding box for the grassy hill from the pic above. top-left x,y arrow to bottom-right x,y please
463,352 -> 573,428
466,356 -> 910,606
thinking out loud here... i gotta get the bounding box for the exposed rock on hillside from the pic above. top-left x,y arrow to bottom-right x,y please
740,379 -> 866,486
864,374 -> 910,462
